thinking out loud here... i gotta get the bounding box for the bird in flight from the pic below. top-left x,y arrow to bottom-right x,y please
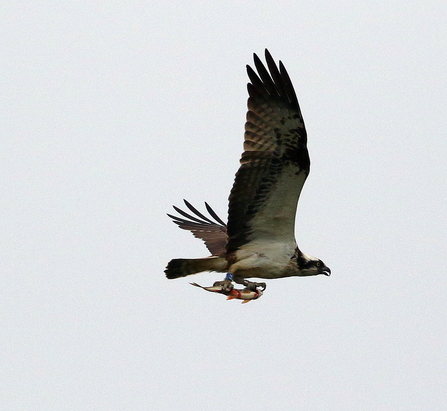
165,49 -> 330,299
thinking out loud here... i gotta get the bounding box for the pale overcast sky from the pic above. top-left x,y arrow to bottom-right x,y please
2,1 -> 447,410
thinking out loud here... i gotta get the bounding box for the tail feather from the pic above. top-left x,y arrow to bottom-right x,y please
165,256 -> 227,279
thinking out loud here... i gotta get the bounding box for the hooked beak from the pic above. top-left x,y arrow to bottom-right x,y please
321,266 -> 331,276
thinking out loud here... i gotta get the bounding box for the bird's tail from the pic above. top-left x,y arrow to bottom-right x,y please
165,256 -> 227,279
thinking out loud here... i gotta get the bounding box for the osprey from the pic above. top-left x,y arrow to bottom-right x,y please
165,50 -> 330,294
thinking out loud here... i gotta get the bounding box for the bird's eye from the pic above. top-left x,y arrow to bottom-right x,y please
316,261 -> 321,267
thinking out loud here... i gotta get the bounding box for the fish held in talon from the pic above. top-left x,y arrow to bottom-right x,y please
190,282 -> 263,303
164,50 -> 331,302
226,288 -> 263,304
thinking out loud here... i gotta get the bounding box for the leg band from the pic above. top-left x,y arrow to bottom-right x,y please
224,273 -> 233,281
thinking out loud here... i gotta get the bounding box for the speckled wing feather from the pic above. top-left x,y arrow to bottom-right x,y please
226,50 -> 310,253
167,200 -> 228,256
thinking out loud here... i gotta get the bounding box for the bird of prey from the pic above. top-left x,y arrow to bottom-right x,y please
165,50 -> 330,295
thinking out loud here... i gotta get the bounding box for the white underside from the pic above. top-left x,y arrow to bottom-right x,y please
230,239 -> 297,279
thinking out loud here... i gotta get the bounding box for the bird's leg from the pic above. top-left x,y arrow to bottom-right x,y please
234,276 -> 267,292
212,273 -> 234,292
213,274 -> 267,293
245,280 -> 267,291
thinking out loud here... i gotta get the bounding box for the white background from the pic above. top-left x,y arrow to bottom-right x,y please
2,1 -> 446,410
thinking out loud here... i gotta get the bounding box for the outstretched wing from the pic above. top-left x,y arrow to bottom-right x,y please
226,49 -> 309,252
167,200 -> 228,256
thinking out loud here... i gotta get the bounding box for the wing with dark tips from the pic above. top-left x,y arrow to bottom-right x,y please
167,200 -> 228,256
226,49 -> 309,252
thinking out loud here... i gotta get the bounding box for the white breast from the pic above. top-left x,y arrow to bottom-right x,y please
230,239 -> 297,279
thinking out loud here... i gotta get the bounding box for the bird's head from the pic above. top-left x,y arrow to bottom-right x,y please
297,252 -> 331,277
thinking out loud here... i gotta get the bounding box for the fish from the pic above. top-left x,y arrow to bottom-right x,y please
190,282 -> 263,303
